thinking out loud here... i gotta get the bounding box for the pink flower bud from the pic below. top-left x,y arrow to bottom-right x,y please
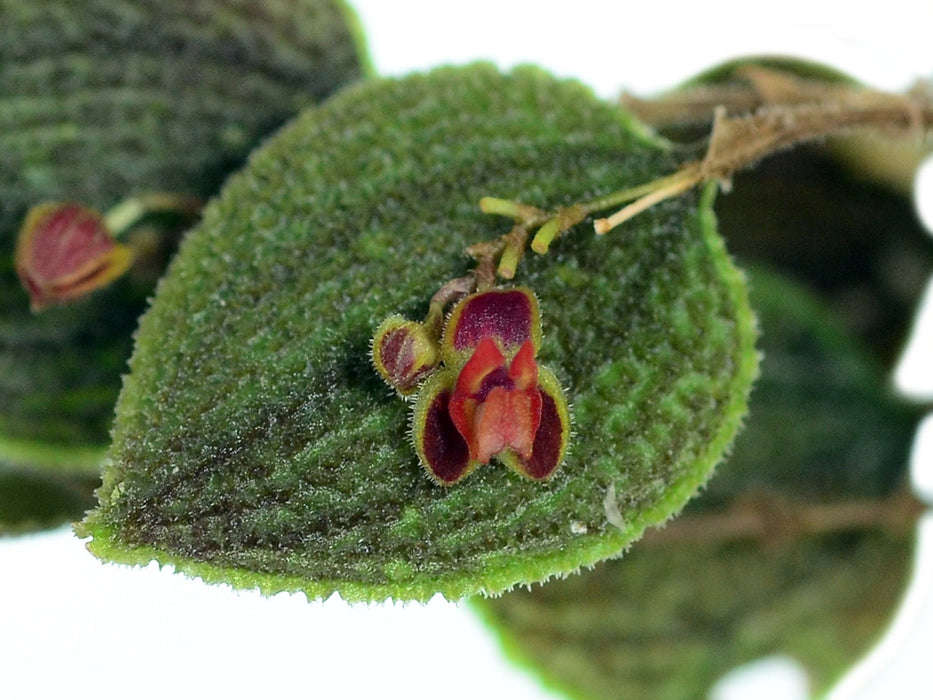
14,202 -> 133,311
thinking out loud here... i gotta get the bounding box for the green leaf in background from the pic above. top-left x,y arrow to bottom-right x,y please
78,64 -> 758,602
0,0 -> 368,478
474,265 -> 923,700
623,55 -> 931,199
0,463 -> 97,536
717,145 -> 933,367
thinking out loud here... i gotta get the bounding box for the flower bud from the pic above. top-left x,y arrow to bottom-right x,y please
372,316 -> 440,396
14,202 -> 133,311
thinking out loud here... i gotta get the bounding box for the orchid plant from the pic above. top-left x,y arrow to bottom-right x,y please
3,3 -> 932,700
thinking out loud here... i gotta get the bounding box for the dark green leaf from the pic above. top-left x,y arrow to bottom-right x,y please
475,528 -> 913,700
718,148 -> 933,366
0,464 -> 97,535
79,64 -> 758,601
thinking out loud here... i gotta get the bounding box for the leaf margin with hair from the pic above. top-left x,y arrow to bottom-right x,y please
472,264 -> 921,700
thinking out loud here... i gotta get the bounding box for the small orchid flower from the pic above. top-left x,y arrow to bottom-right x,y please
14,202 -> 133,311
449,337 -> 542,466
412,287 -> 570,485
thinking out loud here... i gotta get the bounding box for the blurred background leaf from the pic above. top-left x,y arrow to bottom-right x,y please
718,146 -> 933,367
624,56 -> 933,363
0,463 -> 97,536
0,0 -> 368,530
475,263 -> 924,700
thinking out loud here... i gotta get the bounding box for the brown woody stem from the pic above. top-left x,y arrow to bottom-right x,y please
477,67 -> 933,279
640,488 -> 926,548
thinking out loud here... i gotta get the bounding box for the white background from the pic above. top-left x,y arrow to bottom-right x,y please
3,2 -> 933,698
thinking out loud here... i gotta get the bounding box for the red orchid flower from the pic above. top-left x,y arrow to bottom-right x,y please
412,288 -> 570,485
449,337 -> 541,466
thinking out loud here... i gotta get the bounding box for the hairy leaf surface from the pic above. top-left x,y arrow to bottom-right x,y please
475,266 -> 920,699
80,65 -> 758,601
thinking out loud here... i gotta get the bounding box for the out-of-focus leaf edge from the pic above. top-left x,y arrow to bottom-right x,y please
468,526 -> 922,700
0,436 -> 105,476
333,0 -> 376,78
0,466 -> 98,535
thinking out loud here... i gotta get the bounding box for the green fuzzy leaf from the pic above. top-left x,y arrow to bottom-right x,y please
79,64 -> 758,601
0,0 -> 368,472
474,266 -> 920,700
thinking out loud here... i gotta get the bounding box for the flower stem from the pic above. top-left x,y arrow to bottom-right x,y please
104,193 -> 203,236
592,166 -> 703,234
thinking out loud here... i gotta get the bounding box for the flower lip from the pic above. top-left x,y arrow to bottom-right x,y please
449,338 -> 543,465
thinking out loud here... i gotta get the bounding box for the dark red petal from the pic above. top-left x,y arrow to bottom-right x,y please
519,391 -> 565,479
414,380 -> 474,485
444,288 -> 541,357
